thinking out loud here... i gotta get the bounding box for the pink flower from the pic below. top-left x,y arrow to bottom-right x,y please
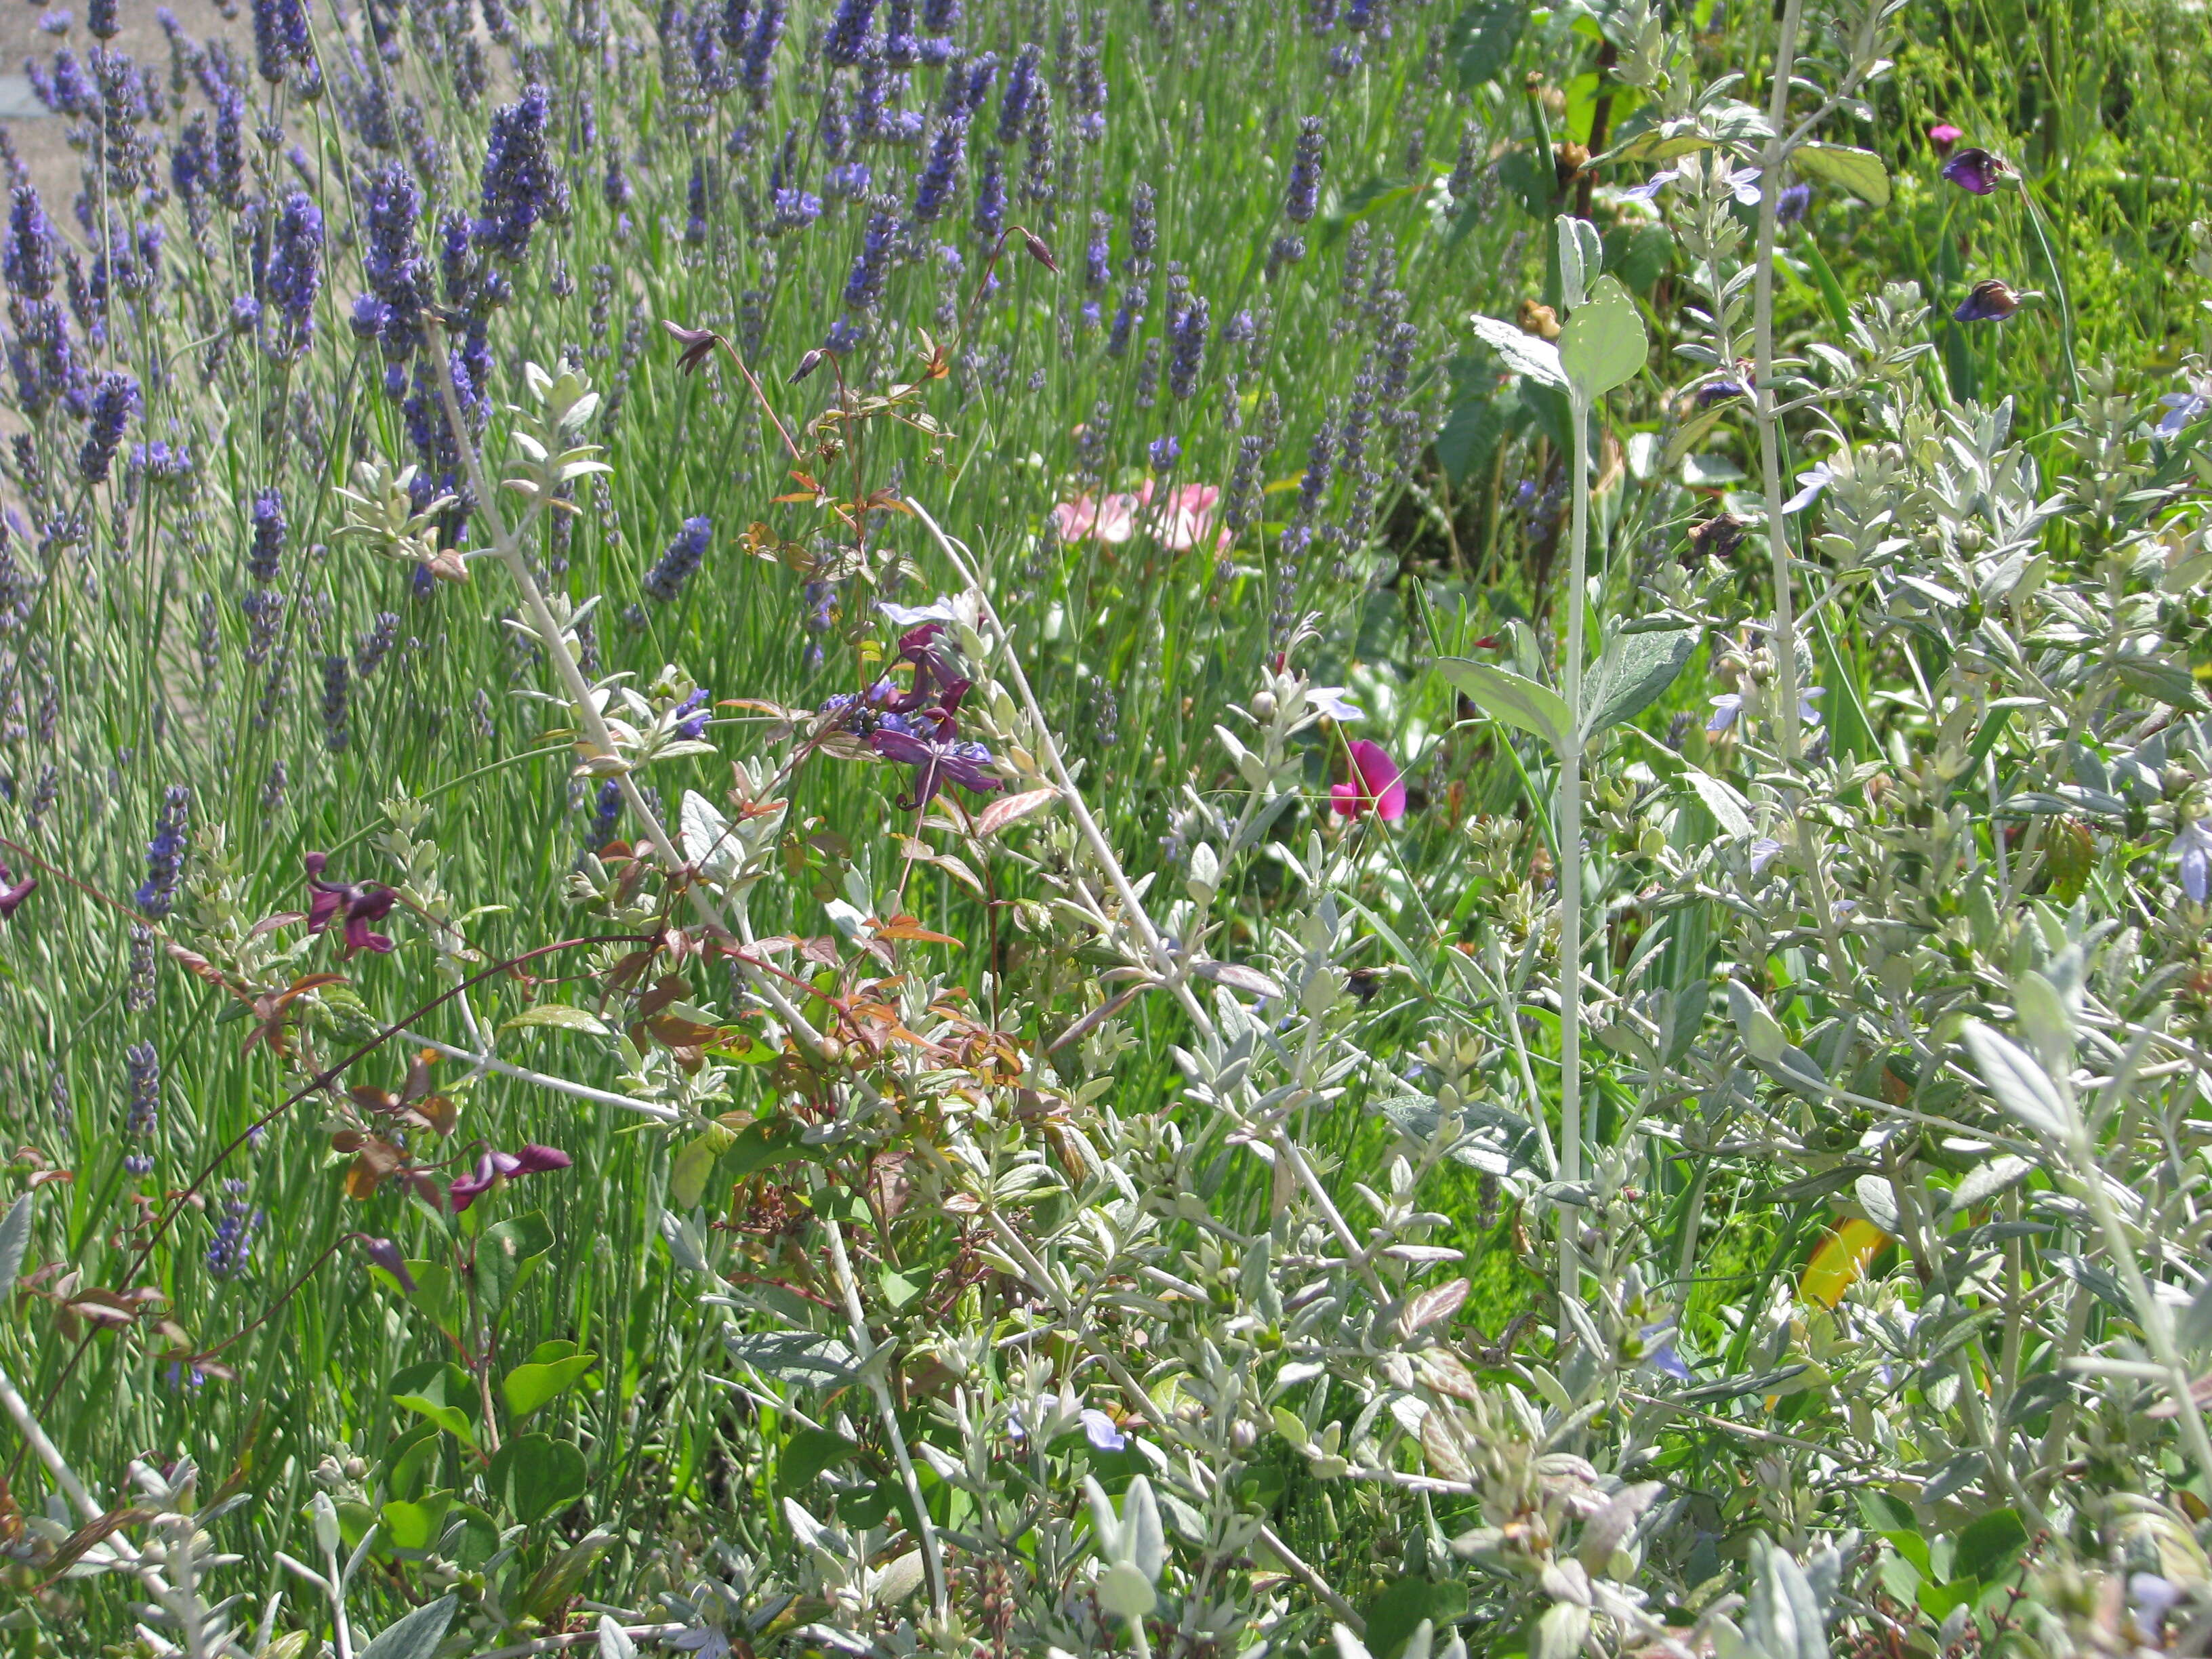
1138,480 -> 1230,553
1051,490 -> 1143,544
1928,123 -> 1962,156
1330,739 -> 1407,822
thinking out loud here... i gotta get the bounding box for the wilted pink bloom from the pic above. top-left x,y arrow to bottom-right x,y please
1052,489 -> 1143,544
1331,739 -> 1407,822
1928,123 -> 1962,156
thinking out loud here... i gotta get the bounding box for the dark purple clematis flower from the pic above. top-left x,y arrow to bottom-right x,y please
449,1142 -> 572,1212
869,712 -> 1003,812
1953,279 -> 2019,323
1940,146 -> 2009,195
304,851 -> 397,956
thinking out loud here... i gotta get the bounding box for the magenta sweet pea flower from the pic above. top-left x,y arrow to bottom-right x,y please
0,861 -> 35,920
1928,122 -> 1962,157
449,1142 -> 573,1212
303,852 -> 397,958
1331,739 -> 1407,822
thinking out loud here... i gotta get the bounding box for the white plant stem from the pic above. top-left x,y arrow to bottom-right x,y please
398,1029 -> 682,1122
422,337 -> 829,1057
1559,386 -> 1591,1303
0,1358 -> 176,1605
817,1202 -> 948,1620
1753,0 -> 1807,767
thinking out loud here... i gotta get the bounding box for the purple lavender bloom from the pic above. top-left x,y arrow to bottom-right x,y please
133,441 -> 192,481
1105,286 -> 1141,356
603,151 -> 634,210
718,0 -> 752,50
589,778 -> 622,846
844,209 -> 897,310
823,315 -> 868,355
263,189 -> 323,358
213,85 -> 246,207
1776,181 -> 1811,224
912,115 -> 967,223
974,145 -> 1005,239
251,0 -> 310,81
738,0 -> 786,95
1286,115 -> 1324,223
685,161 -> 710,245
249,489 -> 285,583
474,84 -> 560,261
171,115 -> 210,203
4,186 -> 55,301
39,10 -> 73,36
1940,147 -> 2009,194
820,85 -> 850,159
125,1040 -> 161,1137
882,0 -> 916,63
1071,42 -> 1105,143
363,161 -> 428,363
1149,434 -> 1181,470
1082,209 -> 1111,289
644,515 -> 712,601
1129,180 -> 1155,266
823,0 -> 876,66
77,369 -> 138,484
1168,293 -> 1208,399
962,51 -> 996,112
38,49 -> 94,117
998,43 -> 1040,145
206,1181 -> 262,1279
136,785 -> 189,918
1952,279 -> 2020,323
674,688 -> 712,739
827,160 -> 872,199
7,299 -> 75,417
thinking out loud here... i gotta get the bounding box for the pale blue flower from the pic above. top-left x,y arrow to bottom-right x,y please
2175,819 -> 2212,902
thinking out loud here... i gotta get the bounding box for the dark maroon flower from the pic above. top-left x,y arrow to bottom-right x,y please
0,861 -> 35,920
1953,279 -> 2020,323
449,1142 -> 572,1212
1940,147 -> 2009,195
304,851 -> 397,957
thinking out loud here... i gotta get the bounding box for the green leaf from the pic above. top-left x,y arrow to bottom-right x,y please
1435,386 -> 1519,486
1559,276 -> 1648,398
722,1328 -> 860,1390
502,1003 -> 612,1036
359,1595 -> 457,1659
390,1362 -> 480,1448
379,1493 -> 452,1552
720,1117 -> 826,1181
1580,625 -> 1698,740
1450,0 -> 1525,86
1791,143 -> 1891,207
474,1211 -> 555,1321
501,1351 -> 598,1420
671,1122 -> 736,1210
1467,314 -> 1565,388
1495,147 -> 1555,218
777,1426 -> 861,1492
1364,1576 -> 1471,1659
489,1433 -> 589,1525
1600,222 -> 1673,293
0,1193 -> 30,1289
1952,1507 -> 2030,1584
1556,215 -> 1602,311
1683,769 -> 1754,838
1438,659 -> 1573,752
1961,1022 -> 2073,1139
879,1265 -> 926,1311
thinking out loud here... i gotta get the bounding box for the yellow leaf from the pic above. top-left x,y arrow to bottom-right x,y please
1800,1217 -> 1889,1309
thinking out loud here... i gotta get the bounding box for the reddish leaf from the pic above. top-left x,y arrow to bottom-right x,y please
975,787 -> 1059,838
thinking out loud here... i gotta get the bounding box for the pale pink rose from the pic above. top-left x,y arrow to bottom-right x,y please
1136,480 -> 1231,553
1052,491 -> 1143,544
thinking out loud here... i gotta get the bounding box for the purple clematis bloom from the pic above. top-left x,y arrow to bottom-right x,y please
304,852 -> 398,956
1952,279 -> 2020,323
868,703 -> 1003,812
2175,819 -> 2212,903
449,1143 -> 572,1212
1940,147 -> 2010,194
